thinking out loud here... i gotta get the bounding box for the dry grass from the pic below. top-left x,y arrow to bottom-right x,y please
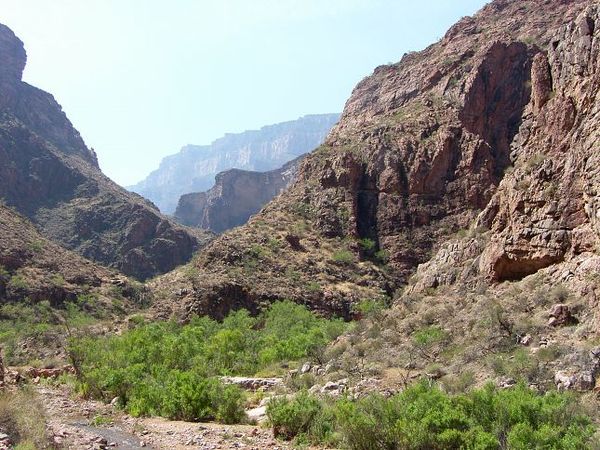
0,388 -> 50,448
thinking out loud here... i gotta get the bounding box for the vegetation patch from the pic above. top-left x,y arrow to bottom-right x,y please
70,301 -> 347,422
332,249 -> 355,265
0,299 -> 100,364
267,381 -> 596,449
0,388 -> 50,448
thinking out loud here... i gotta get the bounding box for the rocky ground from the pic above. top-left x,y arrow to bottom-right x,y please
36,384 -> 296,450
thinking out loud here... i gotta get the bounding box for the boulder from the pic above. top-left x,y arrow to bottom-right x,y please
220,376 -> 283,391
547,304 -> 577,326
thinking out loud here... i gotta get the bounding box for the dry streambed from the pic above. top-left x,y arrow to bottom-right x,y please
37,382 -> 296,450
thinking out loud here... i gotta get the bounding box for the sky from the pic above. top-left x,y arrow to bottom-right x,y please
0,0 -> 489,186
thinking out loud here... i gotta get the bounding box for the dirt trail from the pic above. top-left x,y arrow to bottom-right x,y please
37,385 -> 292,449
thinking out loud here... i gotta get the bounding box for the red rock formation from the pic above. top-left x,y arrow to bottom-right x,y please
478,3 -> 600,281
153,0 -> 594,319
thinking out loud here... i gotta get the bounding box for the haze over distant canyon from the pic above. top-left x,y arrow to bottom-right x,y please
128,114 -> 339,214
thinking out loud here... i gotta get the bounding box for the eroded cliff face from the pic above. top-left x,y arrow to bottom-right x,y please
0,24 -> 211,280
151,0 -> 594,321
477,5 -> 600,281
174,156 -> 304,233
371,3 -> 600,392
408,2 -> 600,288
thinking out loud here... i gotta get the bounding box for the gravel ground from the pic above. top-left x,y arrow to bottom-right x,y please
37,385 -> 295,450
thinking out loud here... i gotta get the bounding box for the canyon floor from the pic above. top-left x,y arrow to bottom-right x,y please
37,384 -> 297,450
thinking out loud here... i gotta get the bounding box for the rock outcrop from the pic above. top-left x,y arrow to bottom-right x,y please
129,114 -> 340,214
0,24 -> 212,280
477,3 -> 600,281
340,2 -> 600,395
151,0 -> 595,321
174,155 -> 304,233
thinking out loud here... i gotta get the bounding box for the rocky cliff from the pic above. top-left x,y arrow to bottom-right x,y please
129,114 -> 340,214
150,0 -> 596,319
0,24 -> 211,280
149,0 -> 600,393
174,155 -> 305,233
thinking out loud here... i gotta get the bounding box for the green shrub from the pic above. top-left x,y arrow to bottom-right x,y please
441,371 -> 476,394
413,325 -> 447,343
27,240 -> 44,253
287,373 -> 316,391
358,238 -> 376,252
291,202 -> 312,219
119,370 -> 245,422
306,281 -> 322,292
0,295 -> 104,366
215,384 -> 247,424
266,238 -> 281,252
267,391 -> 323,439
50,273 -> 65,287
332,249 -> 354,264
183,264 -> 200,280
334,395 -> 399,450
284,267 -> 301,282
71,301 -> 347,423
249,244 -> 269,259
374,249 -> 390,265
266,382 -> 596,449
90,415 -> 113,426
256,301 -> 346,367
354,298 -> 388,320
7,275 -> 28,290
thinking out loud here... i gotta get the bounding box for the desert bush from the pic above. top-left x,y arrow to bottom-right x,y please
411,325 -> 449,360
71,301 -> 347,423
287,373 -> 317,391
306,281 -> 322,292
487,348 -> 553,386
267,382 -> 596,449
354,298 -> 388,321
50,273 -> 65,287
441,371 -> 476,394
550,284 -> 570,303
332,249 -> 355,265
267,391 -> 323,439
122,370 -> 245,422
374,249 -> 390,265
7,275 -> 28,290
27,240 -> 44,253
0,291 -> 104,335
358,238 -> 377,260
257,301 -> 346,366
291,202 -> 312,219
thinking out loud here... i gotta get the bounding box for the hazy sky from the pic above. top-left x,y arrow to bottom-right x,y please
0,0 -> 488,186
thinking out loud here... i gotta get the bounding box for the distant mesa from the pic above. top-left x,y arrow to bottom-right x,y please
128,113 -> 340,214
174,155 -> 305,233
